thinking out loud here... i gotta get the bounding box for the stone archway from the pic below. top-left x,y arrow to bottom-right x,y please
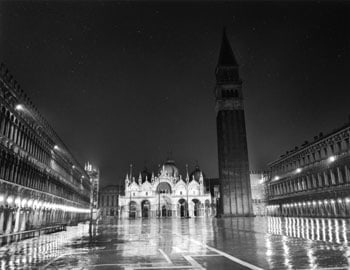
129,201 -> 137,218
141,200 -> 150,218
192,199 -> 201,217
178,198 -> 187,217
159,195 -> 172,217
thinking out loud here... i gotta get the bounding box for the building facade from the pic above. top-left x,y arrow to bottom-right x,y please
119,160 -> 212,218
267,121 -> 350,218
250,171 -> 268,216
214,28 -> 253,216
0,63 -> 91,235
99,185 -> 123,221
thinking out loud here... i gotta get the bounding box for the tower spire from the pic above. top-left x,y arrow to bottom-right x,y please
214,27 -> 253,217
217,27 -> 238,67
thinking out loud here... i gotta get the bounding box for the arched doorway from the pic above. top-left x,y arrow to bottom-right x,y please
178,199 -> 187,217
159,196 -> 172,217
129,201 -> 137,218
156,183 -> 172,217
162,205 -> 167,217
141,200 -> 150,218
192,199 -> 201,217
156,182 -> 172,194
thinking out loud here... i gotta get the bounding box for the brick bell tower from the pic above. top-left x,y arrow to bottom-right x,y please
215,28 -> 253,216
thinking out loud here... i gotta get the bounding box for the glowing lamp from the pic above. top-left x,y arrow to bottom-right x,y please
21,199 -> 27,207
14,197 -> 21,206
27,199 -> 33,208
7,196 -> 14,204
53,145 -> 59,150
328,156 -> 336,163
296,168 -> 302,173
15,104 -> 24,111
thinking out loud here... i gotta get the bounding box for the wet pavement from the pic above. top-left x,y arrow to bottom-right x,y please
0,217 -> 350,269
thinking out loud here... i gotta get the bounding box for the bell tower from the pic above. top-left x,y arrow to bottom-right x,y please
215,28 -> 253,216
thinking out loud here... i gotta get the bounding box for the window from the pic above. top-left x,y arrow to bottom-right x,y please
180,191 -> 182,195
146,192 -> 148,196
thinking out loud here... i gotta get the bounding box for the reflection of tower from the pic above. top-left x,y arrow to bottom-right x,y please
215,28 -> 253,216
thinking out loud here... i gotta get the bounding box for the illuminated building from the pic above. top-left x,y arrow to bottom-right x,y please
118,160 -> 212,218
267,121 -> 350,217
0,63 -> 91,235
250,171 -> 268,216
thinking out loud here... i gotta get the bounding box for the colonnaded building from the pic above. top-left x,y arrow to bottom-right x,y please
267,119 -> 350,218
0,63 -> 92,238
119,160 -> 212,218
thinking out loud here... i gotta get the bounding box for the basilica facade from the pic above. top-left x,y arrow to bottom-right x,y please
118,160 -> 212,218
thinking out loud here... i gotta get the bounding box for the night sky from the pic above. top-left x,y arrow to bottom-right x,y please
0,1 -> 349,186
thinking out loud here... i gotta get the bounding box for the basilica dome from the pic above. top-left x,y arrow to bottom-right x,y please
160,159 -> 179,178
190,165 -> 204,182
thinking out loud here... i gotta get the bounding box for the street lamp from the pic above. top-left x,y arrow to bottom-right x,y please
54,145 -> 59,150
15,104 -> 24,111
328,156 -> 336,163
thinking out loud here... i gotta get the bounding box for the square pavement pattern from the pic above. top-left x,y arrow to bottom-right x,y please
1,217 -> 350,269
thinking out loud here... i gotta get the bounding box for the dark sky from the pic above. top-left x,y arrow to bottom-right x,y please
0,1 -> 349,186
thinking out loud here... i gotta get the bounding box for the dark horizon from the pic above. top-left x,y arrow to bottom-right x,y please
1,1 -> 349,187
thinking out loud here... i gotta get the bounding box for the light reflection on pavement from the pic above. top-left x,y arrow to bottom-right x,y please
0,217 -> 349,269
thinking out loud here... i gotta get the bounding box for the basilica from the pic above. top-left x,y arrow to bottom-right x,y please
118,159 -> 212,218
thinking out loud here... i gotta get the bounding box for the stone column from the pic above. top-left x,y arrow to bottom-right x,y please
5,209 -> 13,234
20,210 -> 27,231
13,207 -> 21,232
345,165 -> 350,183
0,210 -> 4,233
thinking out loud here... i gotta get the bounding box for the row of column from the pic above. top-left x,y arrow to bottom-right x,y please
267,199 -> 350,218
269,165 -> 350,198
119,204 -> 212,218
0,206 -> 86,235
